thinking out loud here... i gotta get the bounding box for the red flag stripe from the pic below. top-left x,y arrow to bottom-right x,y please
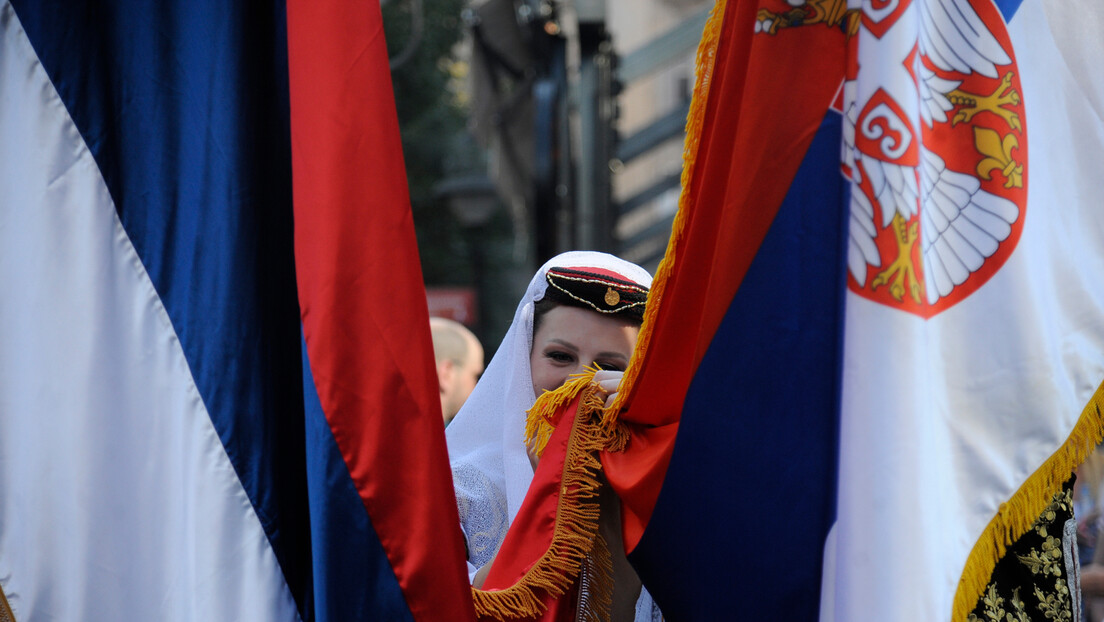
286,2 -> 475,619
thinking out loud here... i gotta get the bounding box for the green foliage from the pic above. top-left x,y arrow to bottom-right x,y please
382,0 -> 529,350
381,0 -> 471,285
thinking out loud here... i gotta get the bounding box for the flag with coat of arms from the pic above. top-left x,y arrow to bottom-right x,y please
603,0 -> 1104,620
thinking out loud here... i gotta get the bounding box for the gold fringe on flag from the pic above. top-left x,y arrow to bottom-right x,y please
526,367 -> 631,458
576,532 -> 615,622
474,374 -> 610,620
953,378 -> 1104,620
525,370 -> 601,459
605,0 -> 726,423
0,583 -> 15,622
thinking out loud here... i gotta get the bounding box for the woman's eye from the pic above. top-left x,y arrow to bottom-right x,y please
594,362 -> 624,372
546,351 -> 574,364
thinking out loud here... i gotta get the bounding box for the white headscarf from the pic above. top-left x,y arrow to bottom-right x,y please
446,251 -> 653,577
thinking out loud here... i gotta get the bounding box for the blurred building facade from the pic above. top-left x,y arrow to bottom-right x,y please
608,0 -> 708,272
415,0 -> 709,350
461,0 -> 710,274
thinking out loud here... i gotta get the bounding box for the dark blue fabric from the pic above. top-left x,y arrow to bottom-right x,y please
995,0 -> 1022,21
13,0 -> 314,616
301,334 -> 414,622
630,113 -> 849,621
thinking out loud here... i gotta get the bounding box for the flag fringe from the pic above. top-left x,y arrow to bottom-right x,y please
527,370 -> 603,457
0,583 -> 14,622
577,531 -> 614,622
475,375 -> 610,620
606,0 -> 726,421
953,378 -> 1104,620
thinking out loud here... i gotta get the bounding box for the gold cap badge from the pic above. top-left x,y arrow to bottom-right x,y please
604,287 -> 620,306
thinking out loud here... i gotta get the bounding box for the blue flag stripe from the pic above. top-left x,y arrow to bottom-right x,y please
300,332 -> 414,621
631,113 -> 848,619
994,0 -> 1022,21
11,0 -> 312,616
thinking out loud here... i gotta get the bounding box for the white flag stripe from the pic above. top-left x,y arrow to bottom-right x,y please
823,0 -> 1104,619
0,4 -> 299,620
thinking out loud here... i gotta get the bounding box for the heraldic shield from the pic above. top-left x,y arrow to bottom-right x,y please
759,0 -> 1028,318
845,0 -> 1027,318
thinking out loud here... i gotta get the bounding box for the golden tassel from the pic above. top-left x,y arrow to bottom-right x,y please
576,532 -> 614,622
474,381 -> 609,620
953,379 -> 1104,619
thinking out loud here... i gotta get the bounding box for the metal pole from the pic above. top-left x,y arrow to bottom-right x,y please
575,54 -> 599,250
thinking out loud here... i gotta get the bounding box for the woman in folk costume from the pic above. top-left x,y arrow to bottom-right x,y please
446,251 -> 662,622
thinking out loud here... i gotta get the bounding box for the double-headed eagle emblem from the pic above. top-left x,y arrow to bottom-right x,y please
757,0 -> 1026,317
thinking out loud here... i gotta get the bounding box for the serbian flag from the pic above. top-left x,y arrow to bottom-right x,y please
607,0 -> 1104,620
0,1 -> 473,620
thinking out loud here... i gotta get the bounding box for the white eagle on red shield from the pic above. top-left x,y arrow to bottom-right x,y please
757,0 -> 1027,318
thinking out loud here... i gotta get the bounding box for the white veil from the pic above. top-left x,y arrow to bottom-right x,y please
445,251 -> 653,577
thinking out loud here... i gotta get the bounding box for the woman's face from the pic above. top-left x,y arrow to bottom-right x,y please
529,305 -> 640,398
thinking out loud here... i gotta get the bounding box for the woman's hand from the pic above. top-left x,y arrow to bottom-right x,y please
593,369 -> 625,409
528,370 -> 624,473
527,370 -> 624,473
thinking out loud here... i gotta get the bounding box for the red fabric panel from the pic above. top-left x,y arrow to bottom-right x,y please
479,396 -> 583,621
285,1 -> 475,619
609,0 -> 848,552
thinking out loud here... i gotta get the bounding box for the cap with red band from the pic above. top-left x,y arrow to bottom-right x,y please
543,266 -> 649,322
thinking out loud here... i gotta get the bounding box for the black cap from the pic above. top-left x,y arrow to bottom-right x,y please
543,266 -> 648,322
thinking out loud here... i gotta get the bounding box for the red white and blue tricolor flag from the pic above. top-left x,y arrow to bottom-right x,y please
0,1 -> 475,620
613,0 -> 1104,619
